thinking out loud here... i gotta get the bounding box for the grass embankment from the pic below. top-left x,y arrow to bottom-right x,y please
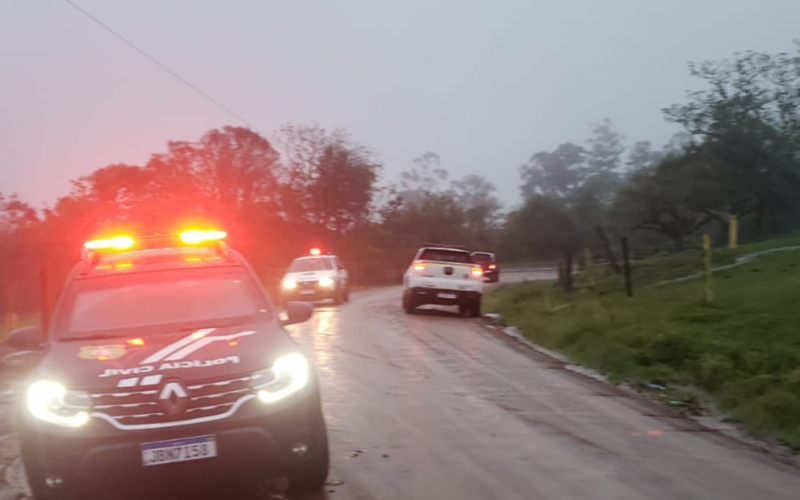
486,235 -> 800,448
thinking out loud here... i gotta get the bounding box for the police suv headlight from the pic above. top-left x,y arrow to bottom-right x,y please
282,279 -> 297,290
319,276 -> 334,288
27,380 -> 90,428
251,353 -> 310,404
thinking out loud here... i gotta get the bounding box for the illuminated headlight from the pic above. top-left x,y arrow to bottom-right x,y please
319,276 -> 334,288
251,353 -> 310,404
282,279 -> 297,290
27,381 -> 90,428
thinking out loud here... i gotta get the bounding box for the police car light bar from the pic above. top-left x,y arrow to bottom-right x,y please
309,247 -> 322,256
84,235 -> 135,251
179,229 -> 227,245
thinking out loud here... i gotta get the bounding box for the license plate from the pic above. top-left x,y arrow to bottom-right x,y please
141,435 -> 217,467
299,289 -> 315,295
438,293 -> 457,299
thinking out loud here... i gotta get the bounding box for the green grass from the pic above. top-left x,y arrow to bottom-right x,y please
486,246 -> 800,448
732,230 -> 800,256
585,248 -> 736,295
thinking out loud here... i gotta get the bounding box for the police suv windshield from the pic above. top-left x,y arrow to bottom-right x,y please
288,257 -> 333,272
55,267 -> 269,340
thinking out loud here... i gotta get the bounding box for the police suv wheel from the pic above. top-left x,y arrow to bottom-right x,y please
332,285 -> 344,305
288,421 -> 330,493
24,461 -> 74,500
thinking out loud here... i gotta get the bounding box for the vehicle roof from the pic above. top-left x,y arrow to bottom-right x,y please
471,251 -> 495,257
419,246 -> 470,253
291,255 -> 337,261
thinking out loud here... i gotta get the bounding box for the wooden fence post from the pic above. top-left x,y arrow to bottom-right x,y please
621,237 -> 633,297
728,215 -> 739,249
584,247 -> 595,289
596,225 -> 621,273
703,233 -> 713,304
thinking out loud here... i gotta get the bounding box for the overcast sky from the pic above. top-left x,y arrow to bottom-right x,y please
2,0 -> 800,210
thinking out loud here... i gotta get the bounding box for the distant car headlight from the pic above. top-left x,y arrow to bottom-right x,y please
27,380 -> 90,428
251,353 -> 310,404
282,279 -> 297,290
319,276 -> 334,288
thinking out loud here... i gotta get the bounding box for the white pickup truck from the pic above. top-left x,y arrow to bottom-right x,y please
402,245 -> 484,316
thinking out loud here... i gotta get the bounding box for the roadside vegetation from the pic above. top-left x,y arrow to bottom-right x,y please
486,241 -> 800,448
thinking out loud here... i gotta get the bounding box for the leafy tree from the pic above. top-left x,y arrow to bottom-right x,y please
310,142 -> 381,233
397,152 -> 449,208
626,141 -> 664,173
146,126 -> 280,215
273,122 -> 381,232
664,48 -> 800,237
519,143 -> 585,199
451,174 -> 502,247
501,196 -> 579,261
583,118 -> 625,204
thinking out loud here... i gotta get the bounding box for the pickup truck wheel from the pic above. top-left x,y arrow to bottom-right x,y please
402,292 -> 417,314
469,297 -> 482,317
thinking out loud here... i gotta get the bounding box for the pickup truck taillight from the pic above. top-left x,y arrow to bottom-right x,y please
471,266 -> 484,277
413,262 -> 426,271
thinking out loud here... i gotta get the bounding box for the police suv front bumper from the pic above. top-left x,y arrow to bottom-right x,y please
19,392 -> 325,499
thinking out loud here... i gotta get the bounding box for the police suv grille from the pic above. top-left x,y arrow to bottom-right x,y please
90,374 -> 255,427
298,280 -> 318,288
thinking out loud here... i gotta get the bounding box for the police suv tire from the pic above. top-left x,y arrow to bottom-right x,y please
25,461 -> 73,500
332,287 -> 344,305
288,421 -> 330,493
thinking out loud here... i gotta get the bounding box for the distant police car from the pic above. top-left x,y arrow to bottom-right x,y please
280,248 -> 349,305
4,229 -> 329,499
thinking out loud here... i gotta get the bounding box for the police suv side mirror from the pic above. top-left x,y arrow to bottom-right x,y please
6,326 -> 44,351
282,301 -> 313,326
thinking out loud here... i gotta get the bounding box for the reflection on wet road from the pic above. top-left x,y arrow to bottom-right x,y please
284,275 -> 800,500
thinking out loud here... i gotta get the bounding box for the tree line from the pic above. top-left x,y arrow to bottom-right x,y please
2,42 -> 800,313
0,122 -> 504,313
502,41 -> 800,261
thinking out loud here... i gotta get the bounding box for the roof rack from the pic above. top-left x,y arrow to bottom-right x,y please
421,242 -> 468,250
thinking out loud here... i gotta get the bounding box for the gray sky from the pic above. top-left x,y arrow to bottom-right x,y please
2,1 -> 800,210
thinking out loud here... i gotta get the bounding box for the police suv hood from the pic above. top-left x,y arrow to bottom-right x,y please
38,322 -> 298,391
283,270 -> 337,282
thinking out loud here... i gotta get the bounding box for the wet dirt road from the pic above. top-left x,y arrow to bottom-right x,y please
288,274 -> 800,500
